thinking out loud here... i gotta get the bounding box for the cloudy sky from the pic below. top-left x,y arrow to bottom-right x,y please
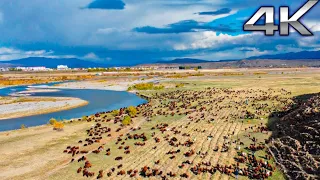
0,0 -> 319,65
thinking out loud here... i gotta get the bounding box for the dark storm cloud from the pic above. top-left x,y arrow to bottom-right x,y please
197,8 -> 232,16
133,20 -> 238,34
239,49 -> 254,52
86,0 -> 125,10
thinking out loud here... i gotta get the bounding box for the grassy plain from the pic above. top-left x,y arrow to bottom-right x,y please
0,68 -> 320,180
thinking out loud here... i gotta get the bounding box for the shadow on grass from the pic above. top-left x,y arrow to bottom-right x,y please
267,92 -> 320,135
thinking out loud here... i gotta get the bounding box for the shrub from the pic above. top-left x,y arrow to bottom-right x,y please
129,83 -> 164,90
53,121 -> 64,131
49,118 -> 57,125
87,68 -> 106,72
153,85 -> 164,90
61,76 -> 68,80
191,73 -> 204,77
111,110 -> 120,116
122,115 -> 131,125
253,71 -> 268,75
127,106 -> 137,117
134,83 -> 154,90
82,116 -> 87,121
221,72 -> 244,76
176,83 -> 185,88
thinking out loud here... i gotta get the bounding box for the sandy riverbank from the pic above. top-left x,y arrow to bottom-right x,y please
9,88 -> 61,96
0,97 -> 88,120
49,78 -> 161,91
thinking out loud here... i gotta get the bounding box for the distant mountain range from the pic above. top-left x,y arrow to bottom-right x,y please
246,50 -> 320,60
0,50 -> 319,68
156,51 -> 320,64
150,50 -> 320,68
156,58 -> 210,64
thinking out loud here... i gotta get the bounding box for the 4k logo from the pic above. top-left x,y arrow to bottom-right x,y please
244,0 -> 318,36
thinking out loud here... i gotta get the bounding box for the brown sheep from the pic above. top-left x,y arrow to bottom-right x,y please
115,156 -> 123,161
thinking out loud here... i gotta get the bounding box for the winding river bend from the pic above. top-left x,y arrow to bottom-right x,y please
0,83 -> 147,132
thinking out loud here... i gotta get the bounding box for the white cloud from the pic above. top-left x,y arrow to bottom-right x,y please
0,11 -> 3,23
46,55 -> 77,59
241,48 -> 272,58
83,52 -> 99,60
0,47 -> 75,61
0,47 -> 20,55
173,31 -> 251,50
83,52 -> 112,61
96,28 -> 123,34
25,50 -> 54,55
125,2 -> 235,28
297,34 -> 320,48
293,21 -> 320,34
311,24 -> 320,32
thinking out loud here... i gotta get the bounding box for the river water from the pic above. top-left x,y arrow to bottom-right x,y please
0,83 -> 147,131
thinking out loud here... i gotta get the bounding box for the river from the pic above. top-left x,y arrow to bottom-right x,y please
0,83 -> 147,131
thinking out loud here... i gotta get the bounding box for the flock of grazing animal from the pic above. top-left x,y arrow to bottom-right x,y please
269,94 -> 320,180
61,87 -> 298,179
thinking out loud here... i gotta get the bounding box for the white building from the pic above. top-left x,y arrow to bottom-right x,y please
16,66 -> 48,71
0,67 -> 9,72
57,65 -> 69,70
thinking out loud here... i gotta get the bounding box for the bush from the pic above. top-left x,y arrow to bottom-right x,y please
53,121 -> 64,131
111,110 -> 120,116
61,76 -> 68,80
49,118 -> 57,125
20,124 -> 26,129
128,83 -> 164,90
192,73 -> 204,77
82,116 -> 87,121
87,68 -> 106,72
127,106 -> 137,117
253,72 -> 267,75
134,83 -> 154,90
122,115 -> 131,125
176,83 -> 185,88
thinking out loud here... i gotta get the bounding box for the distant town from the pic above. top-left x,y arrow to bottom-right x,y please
0,65 -> 202,72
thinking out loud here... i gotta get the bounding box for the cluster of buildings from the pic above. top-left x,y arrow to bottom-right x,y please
132,65 -> 179,70
0,67 -> 9,72
57,65 -> 69,70
16,66 -> 49,71
0,65 -> 70,72
0,65 -> 199,72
